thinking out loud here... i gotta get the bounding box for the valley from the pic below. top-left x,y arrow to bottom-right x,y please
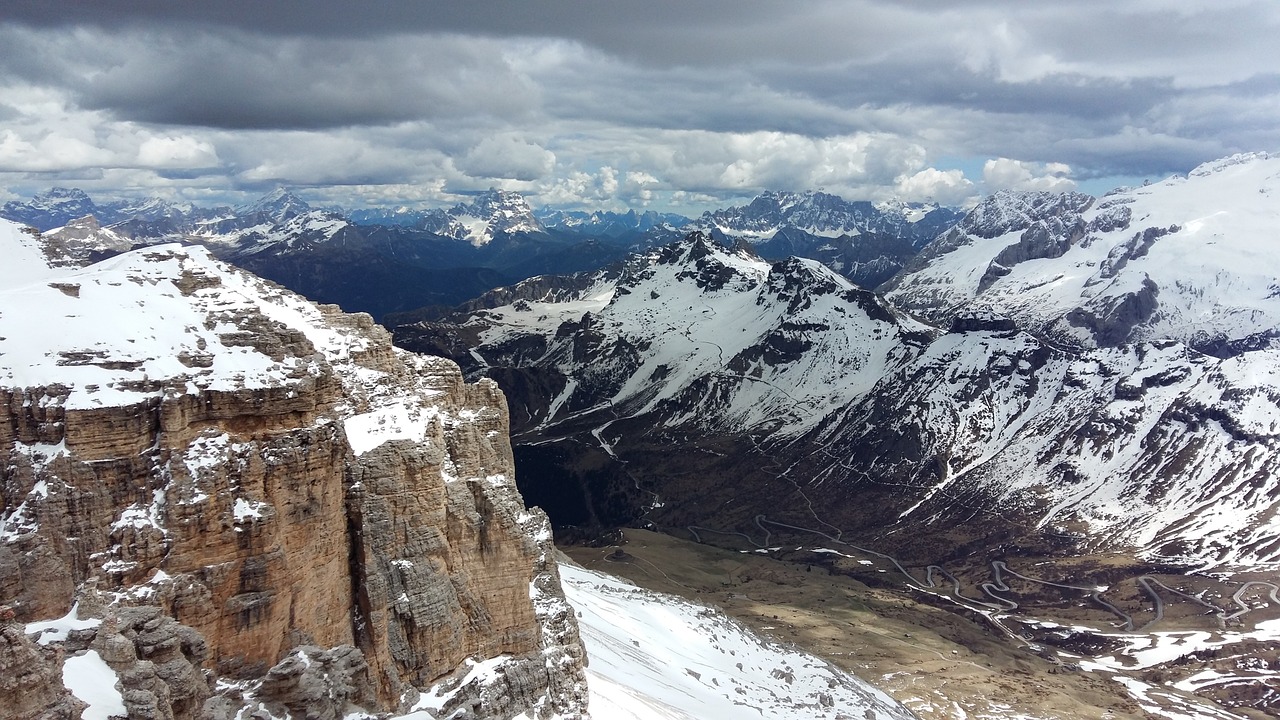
566,529 -> 1280,719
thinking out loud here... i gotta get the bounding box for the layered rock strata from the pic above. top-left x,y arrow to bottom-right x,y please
0,221 -> 587,719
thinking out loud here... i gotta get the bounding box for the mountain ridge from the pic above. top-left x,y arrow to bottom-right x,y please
396,152 -> 1280,573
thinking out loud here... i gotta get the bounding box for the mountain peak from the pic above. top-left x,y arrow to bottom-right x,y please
887,152 -> 1280,350
37,187 -> 93,203
0,187 -> 100,231
1189,150 -> 1273,178
455,188 -> 535,217
427,189 -> 545,246
236,187 -> 311,220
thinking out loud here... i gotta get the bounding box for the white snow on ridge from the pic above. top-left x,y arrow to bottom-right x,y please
25,603 -> 102,645
0,218 -> 386,413
0,216 -> 476,478
0,237 -> 301,408
559,562 -> 914,720
471,240 -> 924,439
343,400 -> 442,456
473,283 -> 616,346
0,221 -> 60,289
888,152 -> 1280,347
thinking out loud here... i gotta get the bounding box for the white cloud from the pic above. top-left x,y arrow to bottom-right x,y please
982,157 -> 1077,192
955,19 -> 1067,83
537,167 -> 622,207
598,165 -> 619,196
641,130 -> 929,198
623,171 -> 659,204
458,136 -> 556,181
895,168 -> 977,205
0,129 -> 114,172
136,136 -> 220,169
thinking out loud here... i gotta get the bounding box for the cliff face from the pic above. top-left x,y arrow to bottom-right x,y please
0,220 -> 587,719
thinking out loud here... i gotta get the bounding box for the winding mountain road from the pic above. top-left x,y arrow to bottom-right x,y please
686,512 -> 1280,640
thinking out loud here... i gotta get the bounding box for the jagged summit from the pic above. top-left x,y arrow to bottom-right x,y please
686,189 -> 964,289
398,163 -> 1280,573
2,189 -> 210,232
421,188 -> 546,246
536,207 -> 690,236
398,230 -> 923,442
0,217 -> 924,720
885,151 -> 1280,352
1,187 -> 98,231
234,187 -> 312,222
695,189 -> 956,242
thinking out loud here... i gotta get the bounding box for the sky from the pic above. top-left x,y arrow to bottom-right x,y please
1,1 -> 1277,213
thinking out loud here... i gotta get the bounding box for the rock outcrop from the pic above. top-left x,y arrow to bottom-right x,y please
0,608 -> 85,720
0,220 -> 588,719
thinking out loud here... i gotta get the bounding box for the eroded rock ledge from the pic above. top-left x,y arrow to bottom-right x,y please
0,233 -> 587,719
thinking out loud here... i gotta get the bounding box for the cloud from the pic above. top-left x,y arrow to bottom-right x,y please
136,136 -> 219,169
0,129 -> 114,172
458,136 -> 555,181
0,27 -> 540,130
1,1 -> 1277,210
982,158 -> 1077,192
896,168 -> 976,205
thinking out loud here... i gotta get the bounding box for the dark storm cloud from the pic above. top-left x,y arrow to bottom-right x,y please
0,1 -> 794,56
1,0 -> 1277,208
1,29 -> 539,130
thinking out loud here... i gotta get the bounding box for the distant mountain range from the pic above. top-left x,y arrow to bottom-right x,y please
691,190 -> 962,288
2,186 -> 967,321
393,153 -> 1280,717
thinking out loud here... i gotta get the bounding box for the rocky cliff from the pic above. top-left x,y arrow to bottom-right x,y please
0,219 -> 588,719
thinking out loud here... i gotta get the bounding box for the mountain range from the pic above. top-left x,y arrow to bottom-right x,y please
2,186 -> 967,324
399,152 -> 1280,566
4,151 -> 1280,718
392,153 -> 1280,716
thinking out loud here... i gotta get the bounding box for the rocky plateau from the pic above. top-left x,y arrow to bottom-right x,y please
0,219 -> 589,719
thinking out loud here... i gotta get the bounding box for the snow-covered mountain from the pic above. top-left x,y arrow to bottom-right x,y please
399,175 -> 1280,571
0,216 -> 597,718
233,187 -> 312,224
0,216 -> 919,720
346,206 -> 433,227
686,190 -> 964,289
537,208 -> 690,238
189,207 -> 356,258
0,186 -> 967,322
1,187 -> 101,231
696,190 -> 954,242
884,152 -> 1280,353
38,214 -> 136,267
399,233 -> 925,440
419,189 -> 546,246
394,164 -> 1280,713
0,187 -> 200,231
560,562 -> 913,720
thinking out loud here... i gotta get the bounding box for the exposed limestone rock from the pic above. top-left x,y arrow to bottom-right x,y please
35,214 -> 135,268
253,645 -> 375,720
1,235 -> 588,718
0,608 -> 85,720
